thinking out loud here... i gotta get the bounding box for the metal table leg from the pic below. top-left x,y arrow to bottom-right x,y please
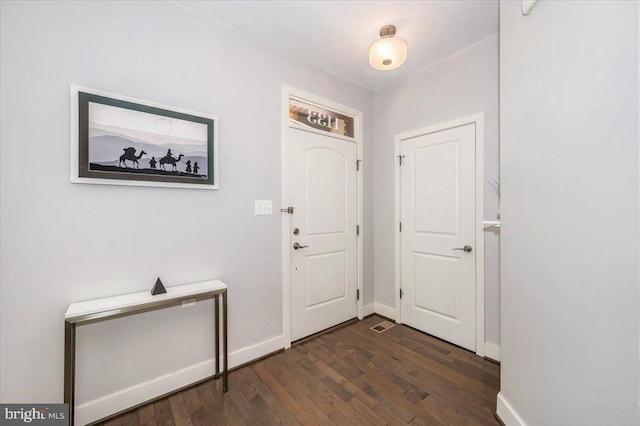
64,321 -> 76,426
214,294 -> 220,379
222,290 -> 228,392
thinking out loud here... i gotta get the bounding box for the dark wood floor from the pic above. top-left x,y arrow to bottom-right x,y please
99,315 -> 500,425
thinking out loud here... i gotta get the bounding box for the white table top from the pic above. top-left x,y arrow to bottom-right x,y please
65,280 -> 227,322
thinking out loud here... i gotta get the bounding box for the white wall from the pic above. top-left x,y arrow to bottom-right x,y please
0,1 -> 373,422
498,1 -> 639,425
371,35 -> 501,345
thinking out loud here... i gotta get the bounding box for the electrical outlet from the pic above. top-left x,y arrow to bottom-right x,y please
255,200 -> 273,215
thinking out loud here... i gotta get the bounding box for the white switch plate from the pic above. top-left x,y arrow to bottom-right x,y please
255,200 -> 273,215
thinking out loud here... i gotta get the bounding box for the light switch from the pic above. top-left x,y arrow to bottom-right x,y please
254,200 -> 273,215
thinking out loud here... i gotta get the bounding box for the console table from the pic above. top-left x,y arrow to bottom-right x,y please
64,280 -> 228,425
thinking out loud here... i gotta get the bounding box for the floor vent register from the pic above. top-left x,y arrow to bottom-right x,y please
370,320 -> 396,333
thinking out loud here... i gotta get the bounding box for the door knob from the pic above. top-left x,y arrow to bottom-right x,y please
293,242 -> 309,250
452,245 -> 473,253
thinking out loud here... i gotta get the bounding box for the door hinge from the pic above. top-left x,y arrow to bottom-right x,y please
398,155 -> 405,166
400,289 -> 404,299
357,289 -> 360,300
399,222 -> 402,232
356,159 -> 361,171
356,225 -> 360,236
280,207 -> 294,214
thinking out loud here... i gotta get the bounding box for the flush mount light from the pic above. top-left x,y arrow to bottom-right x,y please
369,24 -> 408,71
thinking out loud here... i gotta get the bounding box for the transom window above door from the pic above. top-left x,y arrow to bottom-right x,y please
288,97 -> 355,138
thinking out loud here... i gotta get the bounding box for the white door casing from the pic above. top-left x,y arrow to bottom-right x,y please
395,115 -> 485,355
289,128 -> 358,341
281,86 -> 363,348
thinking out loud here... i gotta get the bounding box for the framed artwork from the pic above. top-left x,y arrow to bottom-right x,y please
70,85 -> 218,189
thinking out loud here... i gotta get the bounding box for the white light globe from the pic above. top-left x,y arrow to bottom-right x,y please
369,36 -> 408,71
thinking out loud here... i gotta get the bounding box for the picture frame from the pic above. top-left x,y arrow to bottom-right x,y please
70,85 -> 219,189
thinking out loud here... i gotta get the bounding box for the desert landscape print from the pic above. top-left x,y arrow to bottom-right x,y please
87,101 -> 209,179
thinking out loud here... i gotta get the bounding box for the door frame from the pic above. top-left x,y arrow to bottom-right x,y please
281,86 -> 364,349
394,113 -> 485,356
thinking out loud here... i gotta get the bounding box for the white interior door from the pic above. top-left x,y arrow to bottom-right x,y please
400,123 -> 476,351
289,128 -> 358,341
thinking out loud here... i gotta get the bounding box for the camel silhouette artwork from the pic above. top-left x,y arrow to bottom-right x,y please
119,147 -> 147,168
159,153 -> 184,172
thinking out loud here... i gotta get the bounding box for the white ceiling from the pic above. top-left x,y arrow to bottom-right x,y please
172,1 -> 499,91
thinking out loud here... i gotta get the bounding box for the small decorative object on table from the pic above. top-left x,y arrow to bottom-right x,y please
151,277 -> 167,295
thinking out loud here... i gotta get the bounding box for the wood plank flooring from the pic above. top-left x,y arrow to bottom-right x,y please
97,315 -> 500,425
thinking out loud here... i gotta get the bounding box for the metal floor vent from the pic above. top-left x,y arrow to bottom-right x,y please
370,320 -> 396,334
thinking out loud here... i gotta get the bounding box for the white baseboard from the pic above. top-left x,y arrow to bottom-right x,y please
373,302 -> 396,320
228,335 -> 283,368
75,335 -> 283,425
496,392 -> 528,426
363,303 -> 375,316
484,341 -> 501,362
74,360 -> 214,426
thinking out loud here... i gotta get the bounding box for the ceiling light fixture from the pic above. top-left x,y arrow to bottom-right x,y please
369,24 -> 408,71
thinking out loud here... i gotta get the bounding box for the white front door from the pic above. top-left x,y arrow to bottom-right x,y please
400,123 -> 477,351
289,127 -> 358,341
